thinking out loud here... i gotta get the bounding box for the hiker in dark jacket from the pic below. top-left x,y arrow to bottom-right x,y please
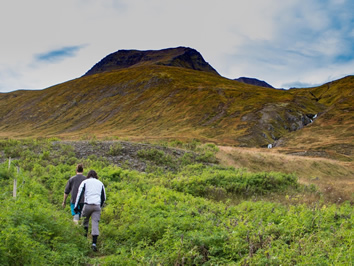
74,169 -> 106,252
62,164 -> 86,224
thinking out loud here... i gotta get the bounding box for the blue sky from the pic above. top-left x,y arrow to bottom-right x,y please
0,0 -> 353,92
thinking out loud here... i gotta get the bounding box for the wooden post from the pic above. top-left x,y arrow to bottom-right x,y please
8,157 -> 11,170
13,178 -> 17,198
13,166 -> 19,198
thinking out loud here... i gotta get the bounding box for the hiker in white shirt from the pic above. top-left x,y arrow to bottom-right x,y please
74,170 -> 106,252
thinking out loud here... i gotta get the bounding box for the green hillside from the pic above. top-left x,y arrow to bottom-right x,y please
0,138 -> 352,265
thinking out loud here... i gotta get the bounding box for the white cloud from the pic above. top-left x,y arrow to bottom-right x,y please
0,0 -> 353,92
220,0 -> 354,88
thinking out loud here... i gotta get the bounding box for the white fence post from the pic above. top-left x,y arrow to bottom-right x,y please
8,158 -> 18,198
13,166 -> 20,198
13,178 -> 17,198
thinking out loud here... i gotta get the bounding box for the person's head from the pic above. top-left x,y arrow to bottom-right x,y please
76,164 -> 84,174
87,170 -> 98,179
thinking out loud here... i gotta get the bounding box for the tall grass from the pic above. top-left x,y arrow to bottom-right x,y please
217,146 -> 354,204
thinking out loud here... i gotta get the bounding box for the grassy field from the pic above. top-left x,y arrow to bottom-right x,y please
217,146 -> 354,204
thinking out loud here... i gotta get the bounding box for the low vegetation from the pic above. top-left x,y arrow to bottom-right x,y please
0,138 -> 353,265
217,146 -> 354,204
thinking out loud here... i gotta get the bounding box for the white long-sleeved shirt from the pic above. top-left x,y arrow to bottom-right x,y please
75,178 -> 106,208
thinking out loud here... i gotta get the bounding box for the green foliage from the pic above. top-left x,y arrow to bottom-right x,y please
99,181 -> 353,265
107,142 -> 123,156
137,148 -> 176,170
0,138 -> 352,265
89,135 -> 99,146
178,152 -> 194,166
167,139 -> 202,151
166,164 -> 298,199
195,150 -> 218,163
0,161 -> 13,181
0,177 -> 89,265
138,148 -> 170,164
195,143 -> 219,163
135,140 -> 220,172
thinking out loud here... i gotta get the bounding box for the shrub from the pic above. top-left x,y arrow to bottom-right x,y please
4,145 -> 22,158
196,150 -> 218,163
169,165 -> 298,198
137,148 -> 174,166
108,142 -> 123,156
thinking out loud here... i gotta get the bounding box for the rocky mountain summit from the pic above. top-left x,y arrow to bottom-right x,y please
234,77 -> 274,88
84,47 -> 219,76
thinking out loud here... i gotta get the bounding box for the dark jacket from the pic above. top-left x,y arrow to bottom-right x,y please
64,174 -> 86,204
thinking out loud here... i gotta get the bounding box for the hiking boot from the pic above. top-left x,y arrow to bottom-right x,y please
91,244 -> 98,252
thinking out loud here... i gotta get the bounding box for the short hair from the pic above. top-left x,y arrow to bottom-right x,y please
87,170 -> 98,179
76,164 -> 84,173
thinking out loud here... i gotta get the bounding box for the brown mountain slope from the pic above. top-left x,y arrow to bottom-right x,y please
274,76 -> 354,161
0,48 -> 353,161
0,66 -> 293,142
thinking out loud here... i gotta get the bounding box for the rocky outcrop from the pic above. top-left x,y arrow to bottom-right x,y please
52,141 -> 196,172
84,47 -> 219,76
239,103 -> 320,147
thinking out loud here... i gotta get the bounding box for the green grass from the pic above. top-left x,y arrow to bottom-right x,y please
0,138 -> 352,265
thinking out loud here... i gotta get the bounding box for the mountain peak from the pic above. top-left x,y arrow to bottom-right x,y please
235,77 -> 274,88
84,47 -> 219,76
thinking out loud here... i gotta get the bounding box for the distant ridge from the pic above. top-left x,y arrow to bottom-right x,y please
235,77 -> 274,88
84,47 -> 219,76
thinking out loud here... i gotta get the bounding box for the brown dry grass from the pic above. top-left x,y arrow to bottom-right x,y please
0,68 -> 352,164
217,146 -> 354,204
